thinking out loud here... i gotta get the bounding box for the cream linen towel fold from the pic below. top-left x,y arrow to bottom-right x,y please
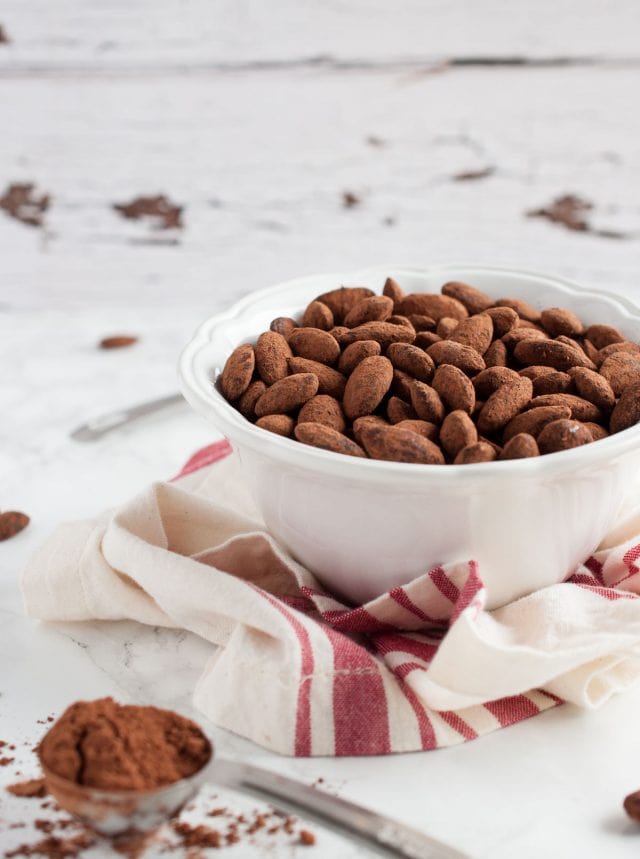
21,441 -> 640,756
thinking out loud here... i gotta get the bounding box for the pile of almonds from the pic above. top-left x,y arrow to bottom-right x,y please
218,279 -> 640,464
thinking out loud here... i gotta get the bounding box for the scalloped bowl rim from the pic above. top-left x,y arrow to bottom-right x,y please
179,264 -> 640,483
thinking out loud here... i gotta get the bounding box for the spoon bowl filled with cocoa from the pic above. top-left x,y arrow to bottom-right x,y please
180,265 -> 640,609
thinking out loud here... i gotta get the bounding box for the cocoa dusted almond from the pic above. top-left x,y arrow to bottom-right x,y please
352,415 -> 388,445
473,367 -> 520,399
391,368 -> 414,401
537,419 -> 593,454
484,339 -> 508,368
338,340 -> 381,375
568,367 -> 616,411
525,393 -> 602,422
398,293 -> 468,321
255,373 -> 319,416
256,414 -> 295,437
437,317 -> 460,339
297,395 -> 346,433
407,314 -> 437,332
499,433 -> 540,460
295,422 -> 367,458
599,353 -> 640,396
270,316 -> 298,338
584,422 -> 609,441
531,370 -> 574,396
387,315 -> 415,330
255,331 -> 292,384
440,410 -> 478,458
238,380 -> 267,420
288,357 -> 346,398
449,314 -> 494,354
288,327 -> 341,365
427,341 -> 485,375
410,380 -> 446,423
414,331 -> 442,349
338,321 -> 416,349
495,297 -> 541,323
481,306 -> 519,337
584,323 -> 625,350
454,442 -> 497,464
502,327 -> 549,350
394,419 -> 439,441
329,325 -> 349,340
359,423 -> 445,464
387,343 -> 435,383
610,382 -> 640,433
477,376 -> 533,436
302,300 -> 334,330
441,281 -> 493,314
503,404 -> 572,442
513,338 -> 593,371
387,396 -> 416,424
597,341 -> 640,364
220,343 -> 255,401
519,365 -> 556,381
432,364 -> 476,414
540,307 -> 584,337
343,295 -> 394,327
343,356 -> 393,420
0,511 -> 30,541
382,276 -> 404,308
315,286 -> 375,323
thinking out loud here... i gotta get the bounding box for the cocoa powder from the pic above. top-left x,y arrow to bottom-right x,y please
37,698 -> 211,791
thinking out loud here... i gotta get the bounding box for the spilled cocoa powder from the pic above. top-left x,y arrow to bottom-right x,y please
37,698 -> 211,791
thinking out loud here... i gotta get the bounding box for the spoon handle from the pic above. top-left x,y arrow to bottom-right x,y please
212,759 -> 468,859
70,393 -> 184,441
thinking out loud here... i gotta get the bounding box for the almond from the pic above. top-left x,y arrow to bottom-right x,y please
410,380 -> 446,423
519,365 -> 556,381
315,286 -> 375,323
481,306 -> 519,337
238,380 -> 267,420
427,341 -> 485,375
338,340 -> 381,374
499,433 -> 540,460
525,394 -> 602,422
398,293 -> 468,321
432,364 -> 476,414
503,404 -> 572,442
440,410 -> 478,458
343,356 -> 393,419
441,281 -> 493,314
584,323 -> 625,350
383,276 -> 404,308
255,331 -> 292,384
502,328 -> 549,350
568,367 -> 616,411
394,419 -> 439,441
537,419 -> 593,454
338,321 -> 416,349
495,297 -> 541,323
555,336 -> 594,366
597,342 -> 640,365
415,331 -> 442,349
270,317 -> 298,339
288,357 -> 346,398
387,343 -> 435,383
437,317 -> 460,339
473,367 -> 521,399
408,314 -> 437,332
610,382 -> 640,433
454,442 -> 497,464
599,353 -> 640,396
387,315 -> 415,330
255,373 -> 319,416
352,415 -> 388,445
343,295 -> 394,327
220,343 -> 255,401
477,376 -> 533,435
297,395 -> 346,433
513,339 -> 593,370
288,327 -> 341,365
387,396 -> 417,424
484,339 -> 508,367
294,422 -> 366,458
256,414 -> 295,437
359,424 -> 445,464
540,307 -> 584,337
391,369 -> 414,402
583,339 -> 600,364
584,422 -> 609,441
0,511 -> 30,541
449,314 -> 494,354
99,335 -> 137,349
302,300 -> 334,330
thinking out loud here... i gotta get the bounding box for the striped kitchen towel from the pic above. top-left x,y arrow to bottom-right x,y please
22,441 -> 640,755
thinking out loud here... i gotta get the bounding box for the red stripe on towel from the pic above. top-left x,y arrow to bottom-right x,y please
429,565 -> 460,605
174,440 -> 232,479
484,695 -> 540,727
438,711 -> 478,741
389,587 -> 442,625
373,633 -> 438,664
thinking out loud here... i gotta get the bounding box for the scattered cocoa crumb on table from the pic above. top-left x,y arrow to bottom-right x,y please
0,756 -> 15,766
172,821 -> 221,848
6,778 -> 48,798
527,193 -> 592,232
452,166 -> 495,182
299,829 -> 316,846
113,195 -> 183,230
99,335 -> 138,350
3,831 -> 95,859
365,135 -> 386,147
0,511 -> 30,542
0,184 -> 50,228
341,191 -> 361,208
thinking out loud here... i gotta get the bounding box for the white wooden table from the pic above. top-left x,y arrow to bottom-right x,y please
1,3 -> 640,856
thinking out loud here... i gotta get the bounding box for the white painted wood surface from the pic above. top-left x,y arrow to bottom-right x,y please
1,3 -> 640,857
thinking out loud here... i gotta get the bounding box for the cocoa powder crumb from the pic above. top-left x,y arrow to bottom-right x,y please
6,778 -> 48,798
0,756 -> 15,766
38,698 -> 211,791
342,191 -> 361,209
172,822 -> 221,848
299,830 -> 316,846
0,184 -> 50,228
452,166 -> 495,182
113,195 -> 183,230
4,831 -> 95,859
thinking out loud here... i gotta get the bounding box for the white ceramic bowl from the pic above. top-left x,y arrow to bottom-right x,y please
179,265 -> 640,610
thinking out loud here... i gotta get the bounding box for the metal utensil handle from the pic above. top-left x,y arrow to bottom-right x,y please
212,760 -> 468,859
70,393 -> 184,441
